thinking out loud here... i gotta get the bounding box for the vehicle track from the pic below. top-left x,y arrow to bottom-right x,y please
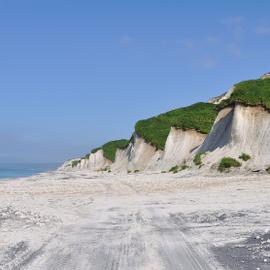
22,201 -> 218,270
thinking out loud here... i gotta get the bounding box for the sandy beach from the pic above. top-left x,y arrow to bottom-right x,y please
0,171 -> 269,269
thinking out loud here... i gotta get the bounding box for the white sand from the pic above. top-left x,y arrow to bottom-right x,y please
0,171 -> 269,269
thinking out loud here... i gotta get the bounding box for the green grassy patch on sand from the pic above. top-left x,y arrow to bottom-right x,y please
218,157 -> 241,172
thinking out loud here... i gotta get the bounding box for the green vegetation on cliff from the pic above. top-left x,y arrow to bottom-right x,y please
91,147 -> 102,154
88,139 -> 129,162
193,152 -> 205,166
102,139 -> 129,162
86,139 -> 130,163
71,160 -> 81,168
135,102 -> 218,150
239,153 -> 251,161
219,78 -> 270,110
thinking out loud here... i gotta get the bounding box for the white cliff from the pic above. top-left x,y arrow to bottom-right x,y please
196,104 -> 270,171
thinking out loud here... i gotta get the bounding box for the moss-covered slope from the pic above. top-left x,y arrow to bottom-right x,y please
135,102 -> 218,150
219,78 -> 270,110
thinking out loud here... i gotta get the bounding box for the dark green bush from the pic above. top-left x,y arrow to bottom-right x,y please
193,152 -> 205,166
169,165 -> 180,174
135,102 -> 217,150
266,166 -> 270,174
218,157 -> 241,172
239,153 -> 251,161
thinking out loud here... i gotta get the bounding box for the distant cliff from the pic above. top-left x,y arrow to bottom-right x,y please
61,73 -> 270,174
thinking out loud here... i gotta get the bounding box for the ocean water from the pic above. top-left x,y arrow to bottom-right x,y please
0,163 -> 60,180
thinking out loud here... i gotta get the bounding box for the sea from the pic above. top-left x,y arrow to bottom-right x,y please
0,163 -> 60,180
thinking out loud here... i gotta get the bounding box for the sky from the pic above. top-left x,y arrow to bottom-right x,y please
0,0 -> 270,163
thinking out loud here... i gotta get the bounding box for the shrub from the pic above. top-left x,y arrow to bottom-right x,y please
135,102 -> 218,150
239,153 -> 251,161
218,157 -> 241,172
71,160 -> 81,168
218,78 -> 270,110
161,171 -> 167,173
127,170 -> 131,174
169,165 -> 180,174
84,153 -> 90,159
134,170 -> 140,173
193,152 -> 205,166
266,166 -> 270,174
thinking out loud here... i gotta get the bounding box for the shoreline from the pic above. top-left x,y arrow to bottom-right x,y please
0,163 -> 61,181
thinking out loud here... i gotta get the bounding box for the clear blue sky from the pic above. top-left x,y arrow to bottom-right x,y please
1,0 -> 270,163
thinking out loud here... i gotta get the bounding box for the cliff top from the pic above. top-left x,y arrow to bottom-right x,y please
218,78 -> 270,110
135,102 -> 217,150
91,139 -> 129,162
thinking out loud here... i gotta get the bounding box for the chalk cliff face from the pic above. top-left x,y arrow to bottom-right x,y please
112,134 -> 163,172
111,129 -> 207,172
61,74 -> 270,174
60,150 -> 111,171
208,86 -> 235,105
261,72 -> 270,80
85,150 -> 112,170
158,128 -> 206,170
126,134 -> 163,171
197,104 -> 270,171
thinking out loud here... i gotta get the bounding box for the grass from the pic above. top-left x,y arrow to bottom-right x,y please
91,147 -> 102,154
169,165 -> 179,174
193,152 -> 205,166
71,160 -> 81,168
102,139 -> 129,162
91,139 -> 129,162
135,102 -> 218,150
218,78 -> 270,110
169,164 -> 189,174
218,157 -> 241,172
239,153 -> 251,161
